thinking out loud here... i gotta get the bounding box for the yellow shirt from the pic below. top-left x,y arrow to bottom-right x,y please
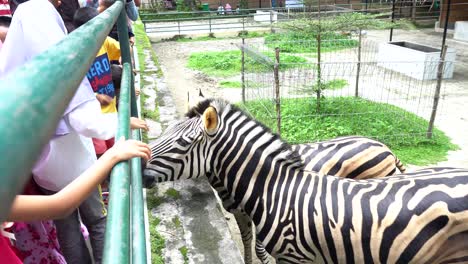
86,37 -> 120,113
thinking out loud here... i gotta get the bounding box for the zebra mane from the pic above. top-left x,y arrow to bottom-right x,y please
185,98 -> 304,169
185,98 -> 214,118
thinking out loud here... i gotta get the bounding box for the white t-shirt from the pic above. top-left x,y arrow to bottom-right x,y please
0,0 -> 117,191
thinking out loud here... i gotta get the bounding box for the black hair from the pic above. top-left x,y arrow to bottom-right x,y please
0,16 -> 12,27
111,64 -> 123,90
73,7 -> 99,28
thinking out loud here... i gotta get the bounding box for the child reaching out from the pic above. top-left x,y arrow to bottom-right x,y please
1,138 -> 151,263
7,138 -> 150,221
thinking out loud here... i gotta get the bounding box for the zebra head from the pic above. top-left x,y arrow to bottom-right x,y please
143,99 -> 223,183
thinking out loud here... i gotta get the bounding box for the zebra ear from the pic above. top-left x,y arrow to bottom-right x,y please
202,106 -> 218,134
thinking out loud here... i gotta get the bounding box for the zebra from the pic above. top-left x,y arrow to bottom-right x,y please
146,128 -> 406,262
146,108 -> 406,262
144,99 -> 468,263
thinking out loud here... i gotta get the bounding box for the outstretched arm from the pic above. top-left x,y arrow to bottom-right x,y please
7,138 -> 151,221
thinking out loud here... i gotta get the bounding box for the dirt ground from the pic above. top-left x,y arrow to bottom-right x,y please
151,30 -> 468,263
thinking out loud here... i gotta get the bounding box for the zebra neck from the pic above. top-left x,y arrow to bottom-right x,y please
211,137 -> 305,216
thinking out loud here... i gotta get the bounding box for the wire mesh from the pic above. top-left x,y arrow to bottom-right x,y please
241,35 -> 455,144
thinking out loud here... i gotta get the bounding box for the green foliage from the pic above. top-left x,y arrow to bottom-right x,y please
179,246 -> 189,264
281,12 -> 413,34
149,214 -> 165,264
134,19 -> 161,142
219,80 -> 242,88
165,188 -> 181,199
219,80 -> 266,89
264,32 -> 358,53
300,79 -> 348,94
172,216 -> 182,228
172,31 -> 266,43
176,0 -> 191,12
242,97 -> 457,165
187,50 -> 306,77
146,188 -> 164,208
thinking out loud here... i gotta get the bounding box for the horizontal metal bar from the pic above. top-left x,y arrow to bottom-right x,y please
0,1 -> 122,221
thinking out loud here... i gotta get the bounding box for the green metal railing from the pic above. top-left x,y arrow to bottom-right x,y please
0,1 -> 147,263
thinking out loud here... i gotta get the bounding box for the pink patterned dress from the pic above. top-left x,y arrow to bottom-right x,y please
11,221 -> 66,264
9,178 -> 89,264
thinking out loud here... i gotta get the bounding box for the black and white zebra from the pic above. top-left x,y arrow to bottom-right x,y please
145,99 -> 468,263
146,129 -> 406,262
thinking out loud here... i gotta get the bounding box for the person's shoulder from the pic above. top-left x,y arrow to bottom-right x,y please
15,0 -> 56,16
105,36 -> 119,45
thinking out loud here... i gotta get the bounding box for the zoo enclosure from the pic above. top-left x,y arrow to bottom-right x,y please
240,37 -> 455,145
234,1 -> 460,145
0,1 -> 147,264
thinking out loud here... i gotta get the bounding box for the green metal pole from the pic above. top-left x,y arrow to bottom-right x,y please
116,1 -> 138,118
0,2 -> 122,221
131,129 -> 147,264
103,62 -> 132,264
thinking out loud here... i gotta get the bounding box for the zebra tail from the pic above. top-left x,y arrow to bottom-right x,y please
395,156 -> 407,173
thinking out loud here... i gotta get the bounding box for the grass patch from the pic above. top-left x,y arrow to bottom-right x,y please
134,18 -> 161,142
264,32 -> 358,53
146,188 -> 164,208
219,80 -> 267,89
299,79 -> 348,94
187,50 -> 306,77
149,214 -> 165,264
146,187 -> 165,263
165,188 -> 181,199
219,80 -> 242,88
179,246 -> 189,264
242,97 -> 457,165
172,216 -> 182,228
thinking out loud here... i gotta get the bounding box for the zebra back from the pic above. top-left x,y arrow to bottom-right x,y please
293,136 -> 406,179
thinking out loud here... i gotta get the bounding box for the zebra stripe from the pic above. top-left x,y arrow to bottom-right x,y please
145,99 -> 468,263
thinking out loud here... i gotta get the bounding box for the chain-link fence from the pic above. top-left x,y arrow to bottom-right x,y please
240,34 -> 455,145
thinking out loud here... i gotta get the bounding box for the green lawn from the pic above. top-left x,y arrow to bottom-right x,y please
187,50 -> 307,77
241,97 -> 457,166
264,32 -> 358,54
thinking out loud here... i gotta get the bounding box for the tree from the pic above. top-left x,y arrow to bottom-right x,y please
281,12 -> 412,111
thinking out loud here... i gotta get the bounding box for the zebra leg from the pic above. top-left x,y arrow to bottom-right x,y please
255,239 -> 272,264
233,212 -> 253,264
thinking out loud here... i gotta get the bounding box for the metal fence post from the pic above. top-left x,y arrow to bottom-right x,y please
427,45 -> 447,139
242,16 -> 245,32
355,29 -> 362,97
103,62 -> 132,264
103,0 -> 142,262
209,11 -> 212,34
131,130 -> 147,264
178,20 -> 181,35
390,0 -> 396,41
270,10 -> 273,33
241,38 -> 246,103
274,47 -> 281,135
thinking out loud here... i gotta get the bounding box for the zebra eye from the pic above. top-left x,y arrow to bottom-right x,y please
176,138 -> 190,147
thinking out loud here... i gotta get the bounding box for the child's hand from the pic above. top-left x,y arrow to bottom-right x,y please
130,117 -> 149,131
106,137 -> 151,162
96,94 -> 113,106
